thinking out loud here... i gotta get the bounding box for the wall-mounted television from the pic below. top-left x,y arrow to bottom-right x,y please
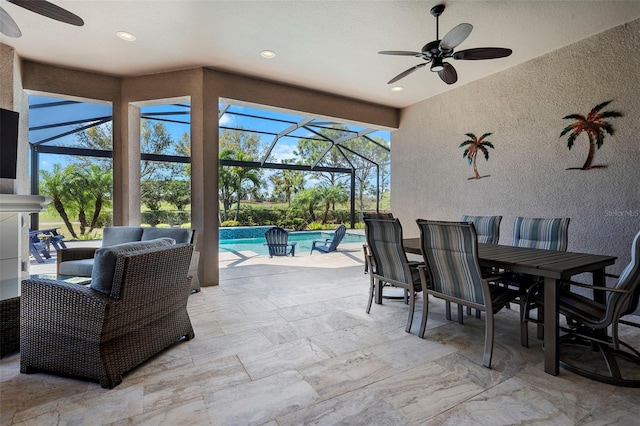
0,108 -> 19,179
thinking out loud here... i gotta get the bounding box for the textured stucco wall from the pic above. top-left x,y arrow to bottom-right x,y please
392,19 -> 640,275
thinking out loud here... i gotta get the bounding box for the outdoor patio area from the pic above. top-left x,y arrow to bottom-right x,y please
2,242 -> 639,424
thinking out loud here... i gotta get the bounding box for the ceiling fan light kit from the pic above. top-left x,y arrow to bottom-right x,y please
379,3 -> 512,85
430,57 -> 444,72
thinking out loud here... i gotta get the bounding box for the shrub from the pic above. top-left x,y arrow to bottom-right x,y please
308,221 -> 324,231
221,220 -> 240,227
141,210 -> 165,226
96,211 -> 112,228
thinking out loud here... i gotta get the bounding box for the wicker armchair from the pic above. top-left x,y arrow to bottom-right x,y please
20,243 -> 195,388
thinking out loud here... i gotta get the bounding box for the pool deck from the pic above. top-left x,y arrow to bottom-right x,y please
29,235 -> 370,276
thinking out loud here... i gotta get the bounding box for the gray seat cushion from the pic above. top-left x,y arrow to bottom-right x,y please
58,258 -> 95,277
141,227 -> 192,244
102,226 -> 144,247
90,238 -> 175,296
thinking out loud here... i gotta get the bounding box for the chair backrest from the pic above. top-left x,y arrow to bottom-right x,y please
416,219 -> 485,305
362,211 -> 394,219
611,231 -> 640,319
512,217 -> 570,251
461,215 -> 502,244
264,226 -> 290,255
364,218 -> 411,284
327,225 -> 347,251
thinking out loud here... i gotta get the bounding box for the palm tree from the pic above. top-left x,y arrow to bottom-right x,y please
81,165 -> 112,234
460,132 -> 494,180
319,183 -> 348,224
560,100 -> 623,170
40,164 -> 78,239
232,151 -> 261,221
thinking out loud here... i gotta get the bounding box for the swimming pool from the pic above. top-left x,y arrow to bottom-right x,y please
220,230 -> 365,255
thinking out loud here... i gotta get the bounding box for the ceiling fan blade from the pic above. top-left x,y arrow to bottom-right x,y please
8,0 -> 84,26
387,63 -> 427,84
438,62 -> 457,85
379,51 -> 422,56
440,23 -> 473,50
453,47 -> 513,60
0,6 -> 21,37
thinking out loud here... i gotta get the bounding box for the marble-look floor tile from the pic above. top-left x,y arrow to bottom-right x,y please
142,355 -> 250,412
277,388 -> 410,426
190,329 -> 273,360
422,377 -> 580,425
12,377 -> 144,425
111,397 -> 211,425
368,362 -> 486,423
309,324 -> 392,357
369,332 -> 458,372
204,370 -> 319,425
238,338 -> 331,380
299,350 -> 395,400
258,315 -> 335,345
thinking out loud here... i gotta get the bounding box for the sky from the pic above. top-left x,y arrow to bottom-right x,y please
28,95 -> 391,181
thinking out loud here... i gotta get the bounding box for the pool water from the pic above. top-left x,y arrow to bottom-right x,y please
220,230 -> 365,255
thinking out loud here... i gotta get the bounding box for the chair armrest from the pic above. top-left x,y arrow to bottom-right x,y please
21,278 -> 111,333
57,246 -> 98,262
407,261 -> 426,267
483,274 -> 510,283
57,247 -> 98,275
564,280 -> 630,294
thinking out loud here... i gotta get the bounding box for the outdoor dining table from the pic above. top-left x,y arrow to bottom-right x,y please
402,239 -> 617,376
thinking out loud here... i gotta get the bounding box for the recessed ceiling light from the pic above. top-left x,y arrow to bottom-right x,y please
116,31 -> 136,41
391,86 -> 403,92
260,50 -> 276,59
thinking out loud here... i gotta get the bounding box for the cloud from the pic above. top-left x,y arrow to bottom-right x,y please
268,141 -> 298,163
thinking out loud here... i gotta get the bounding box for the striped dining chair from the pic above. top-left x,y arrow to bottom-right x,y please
461,215 -> 502,244
362,212 -> 394,274
364,217 -> 424,333
508,217 -> 571,346
512,217 -> 570,251
416,219 -> 517,368
455,215 -> 503,321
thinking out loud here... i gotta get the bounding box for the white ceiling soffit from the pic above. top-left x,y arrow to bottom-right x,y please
2,0 -> 639,109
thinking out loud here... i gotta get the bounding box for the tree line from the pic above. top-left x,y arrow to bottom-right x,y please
39,120 -> 390,238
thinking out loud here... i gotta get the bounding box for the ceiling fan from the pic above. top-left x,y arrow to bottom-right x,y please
0,0 -> 84,38
379,4 -> 512,85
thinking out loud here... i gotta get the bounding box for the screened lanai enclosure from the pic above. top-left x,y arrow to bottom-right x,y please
28,95 -> 391,236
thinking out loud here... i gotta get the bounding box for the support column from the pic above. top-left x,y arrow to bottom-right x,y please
112,98 -> 141,225
191,75 -> 219,286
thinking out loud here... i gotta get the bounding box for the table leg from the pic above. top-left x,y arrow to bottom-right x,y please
543,276 -> 560,375
592,269 -> 606,304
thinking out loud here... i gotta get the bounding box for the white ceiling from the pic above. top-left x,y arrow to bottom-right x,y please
2,0 -> 640,109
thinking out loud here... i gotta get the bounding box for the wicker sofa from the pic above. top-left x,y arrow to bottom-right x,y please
20,240 -> 195,388
57,226 -> 200,292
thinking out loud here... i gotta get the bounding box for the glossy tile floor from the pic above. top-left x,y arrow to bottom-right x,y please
2,243 -> 639,425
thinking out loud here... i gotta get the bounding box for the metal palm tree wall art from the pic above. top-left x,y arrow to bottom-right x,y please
560,100 -> 623,170
460,132 -> 494,180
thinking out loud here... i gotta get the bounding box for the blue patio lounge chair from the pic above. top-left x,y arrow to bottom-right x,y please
264,227 -> 296,258
310,225 -> 347,254
29,230 -> 51,263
